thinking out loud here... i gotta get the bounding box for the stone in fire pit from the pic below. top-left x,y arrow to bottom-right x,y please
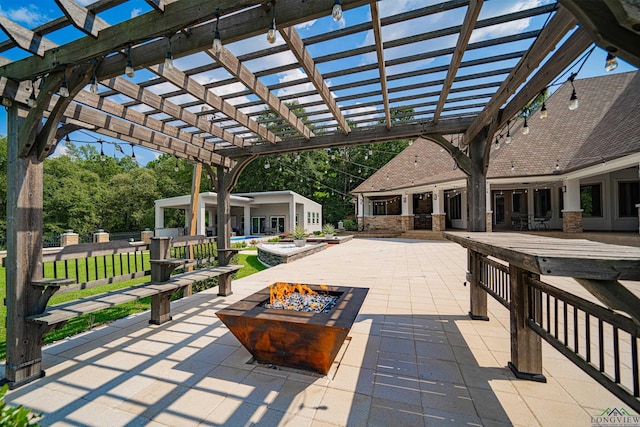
216,283 -> 368,374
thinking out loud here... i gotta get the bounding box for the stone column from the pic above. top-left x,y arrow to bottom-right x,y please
401,193 -> 412,231
141,228 -> 154,243
93,229 -> 109,243
245,204 -> 252,236
61,230 -> 79,246
485,182 -> 493,232
432,189 -> 446,231
562,178 -> 583,233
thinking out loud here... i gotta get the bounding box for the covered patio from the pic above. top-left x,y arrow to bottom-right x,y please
2,238 -> 631,426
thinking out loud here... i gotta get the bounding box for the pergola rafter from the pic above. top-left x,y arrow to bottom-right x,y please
1,0 -> 639,390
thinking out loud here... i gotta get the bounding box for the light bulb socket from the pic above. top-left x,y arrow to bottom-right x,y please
27,91 -> 37,108
332,0 -> 343,21
605,52 -> 618,72
164,51 -> 174,70
212,30 -> 223,53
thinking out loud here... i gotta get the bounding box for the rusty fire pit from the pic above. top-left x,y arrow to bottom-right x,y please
216,284 -> 368,374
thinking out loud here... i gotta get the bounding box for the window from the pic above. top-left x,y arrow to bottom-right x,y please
270,216 -> 285,233
619,181 -> 639,217
307,212 -> 311,224
448,193 -> 462,220
251,217 -> 265,234
533,189 -> 551,218
580,183 -> 602,217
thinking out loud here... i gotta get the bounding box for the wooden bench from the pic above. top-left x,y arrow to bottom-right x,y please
25,236 -> 242,332
26,264 -> 242,327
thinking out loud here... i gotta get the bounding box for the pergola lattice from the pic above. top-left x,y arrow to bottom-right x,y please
0,0 -> 639,388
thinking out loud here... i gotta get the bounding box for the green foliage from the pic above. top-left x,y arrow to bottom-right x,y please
231,241 -> 247,249
292,226 -> 307,239
267,236 -> 280,243
0,384 -> 41,426
342,219 -> 358,231
322,223 -> 335,235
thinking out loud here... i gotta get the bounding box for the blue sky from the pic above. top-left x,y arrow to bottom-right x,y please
0,0 -> 637,165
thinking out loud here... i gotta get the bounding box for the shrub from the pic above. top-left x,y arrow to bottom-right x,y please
313,230 -> 322,236
231,241 -> 247,249
0,384 -> 41,426
322,223 -> 335,235
343,219 -> 357,231
267,236 -> 280,243
292,226 -> 307,240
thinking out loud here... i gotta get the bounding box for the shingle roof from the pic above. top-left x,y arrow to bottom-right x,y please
353,71 -> 639,193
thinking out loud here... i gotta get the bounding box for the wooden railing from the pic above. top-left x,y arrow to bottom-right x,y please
477,255 -> 640,412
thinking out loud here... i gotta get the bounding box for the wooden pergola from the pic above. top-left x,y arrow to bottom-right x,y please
1,0 -> 639,388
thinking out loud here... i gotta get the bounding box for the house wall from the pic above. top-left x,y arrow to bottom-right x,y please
581,168 -> 639,231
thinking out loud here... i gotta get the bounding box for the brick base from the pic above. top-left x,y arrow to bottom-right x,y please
485,212 -> 493,232
562,211 -> 583,233
360,216 -> 408,232
61,233 -> 79,247
432,214 -> 446,231
93,231 -> 110,243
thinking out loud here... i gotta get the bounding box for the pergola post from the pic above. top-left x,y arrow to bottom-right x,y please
467,127 -> 492,232
3,103 -> 46,388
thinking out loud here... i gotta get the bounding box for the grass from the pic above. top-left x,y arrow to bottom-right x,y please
0,252 -> 268,361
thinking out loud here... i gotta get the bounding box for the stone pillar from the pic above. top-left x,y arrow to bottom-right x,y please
562,211 -> 583,233
432,214 -> 446,231
93,229 -> 109,243
485,182 -> 492,232
141,228 -> 154,243
245,204 -> 252,236
61,230 -> 79,246
562,178 -> 582,233
485,212 -> 493,232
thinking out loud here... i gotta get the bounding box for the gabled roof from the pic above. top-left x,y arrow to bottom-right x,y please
353,71 -> 640,193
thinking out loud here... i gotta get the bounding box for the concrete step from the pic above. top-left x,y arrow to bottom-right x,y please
398,230 -> 445,240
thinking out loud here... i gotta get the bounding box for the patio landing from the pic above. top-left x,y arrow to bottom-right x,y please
3,238 -> 631,426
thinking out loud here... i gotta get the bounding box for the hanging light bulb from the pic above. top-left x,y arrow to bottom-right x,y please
267,3 -> 277,44
130,143 -> 136,159
568,73 -> 578,111
569,89 -> 579,110
511,161 -> 515,172
494,136 -> 500,151
164,39 -> 174,71
504,121 -> 512,144
212,9 -> 223,53
522,116 -> 529,135
174,158 -> 179,172
414,156 -> 418,166
264,160 -> 270,169
65,135 -> 71,144
555,160 -> 560,171
99,140 -> 106,161
27,90 -> 37,108
539,102 -> 548,119
58,75 -> 69,98
332,0 -> 343,21
605,52 -> 618,72
125,47 -> 135,78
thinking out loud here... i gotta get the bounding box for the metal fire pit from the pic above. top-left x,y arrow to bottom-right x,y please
216,284 -> 368,374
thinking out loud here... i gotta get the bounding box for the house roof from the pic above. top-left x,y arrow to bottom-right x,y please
353,71 -> 640,193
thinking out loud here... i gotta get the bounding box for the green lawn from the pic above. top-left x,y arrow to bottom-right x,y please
0,252 -> 268,360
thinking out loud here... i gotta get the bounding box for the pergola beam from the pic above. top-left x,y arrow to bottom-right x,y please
463,6 -> 577,144
144,0 -> 171,12
102,76 -> 245,148
370,2 -> 391,130
206,47 -> 313,140
0,16 -> 57,57
54,0 -> 110,37
433,0 -> 484,123
149,63 -> 280,145
280,26 -> 351,135
223,117 -> 475,158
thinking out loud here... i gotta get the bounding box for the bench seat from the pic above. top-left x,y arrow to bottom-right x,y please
26,264 -> 242,327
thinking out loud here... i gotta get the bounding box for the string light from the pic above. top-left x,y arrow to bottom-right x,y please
174,157 -> 179,172
555,159 -> 560,171
267,2 -> 277,44
164,38 -> 174,71
511,161 -> 515,172
332,0 -> 343,21
493,136 -> 500,151
130,143 -> 136,159
568,73 -> 578,110
605,52 -> 618,72
27,82 -> 37,108
540,101 -> 548,119
264,160 -> 270,169
99,140 -> 106,161
65,135 -> 71,144
125,47 -> 135,78
522,115 -> 529,135
212,8 -> 223,53
504,120 -> 512,144
58,72 -> 69,98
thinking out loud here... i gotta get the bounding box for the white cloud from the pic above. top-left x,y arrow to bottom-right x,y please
295,19 -> 317,30
470,1 -> 543,43
130,8 -> 142,18
0,5 -> 48,27
344,103 -> 380,127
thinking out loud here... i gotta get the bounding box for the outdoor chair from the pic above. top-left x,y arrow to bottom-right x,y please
534,210 -> 552,230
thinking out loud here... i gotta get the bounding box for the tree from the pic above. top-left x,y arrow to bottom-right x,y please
103,168 -> 160,232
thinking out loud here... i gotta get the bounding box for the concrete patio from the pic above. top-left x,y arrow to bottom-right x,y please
3,238 -> 631,426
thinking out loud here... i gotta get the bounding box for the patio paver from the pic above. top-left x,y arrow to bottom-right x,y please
3,238 -> 633,426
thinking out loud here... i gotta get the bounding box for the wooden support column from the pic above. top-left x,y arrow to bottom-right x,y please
468,250 -> 489,320
3,103 -> 46,388
149,237 -> 173,324
508,265 -> 546,382
467,126 -> 492,232
215,156 -> 255,296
